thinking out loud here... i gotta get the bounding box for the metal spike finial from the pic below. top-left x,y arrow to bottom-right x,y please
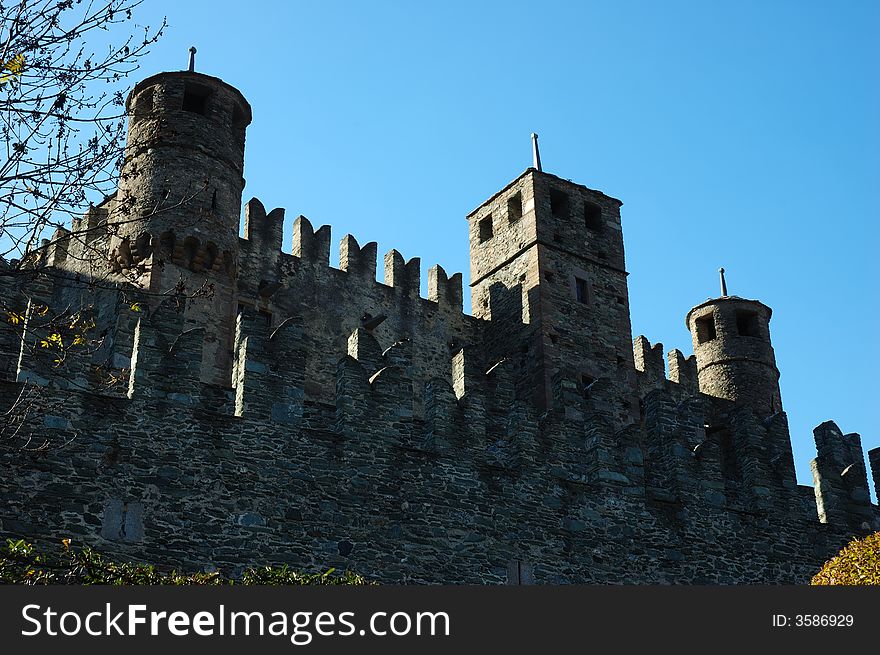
531,133 -> 542,172
188,46 -> 197,72
719,267 -> 728,297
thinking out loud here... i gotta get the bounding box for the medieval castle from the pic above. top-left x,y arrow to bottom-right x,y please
0,68 -> 877,583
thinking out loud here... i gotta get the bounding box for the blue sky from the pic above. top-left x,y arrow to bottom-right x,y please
124,0 -> 878,494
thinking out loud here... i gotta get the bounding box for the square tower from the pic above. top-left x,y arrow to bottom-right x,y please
467,168 -> 638,425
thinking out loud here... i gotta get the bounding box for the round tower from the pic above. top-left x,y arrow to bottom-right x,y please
685,292 -> 782,418
110,69 -> 252,275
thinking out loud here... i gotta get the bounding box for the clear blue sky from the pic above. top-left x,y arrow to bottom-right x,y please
126,0 -> 878,495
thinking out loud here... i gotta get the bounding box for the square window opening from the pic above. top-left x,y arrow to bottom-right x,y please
584,201 -> 603,231
508,191 -> 523,221
736,310 -> 760,338
550,188 -> 570,218
695,314 -> 717,344
182,84 -> 211,115
478,215 -> 494,242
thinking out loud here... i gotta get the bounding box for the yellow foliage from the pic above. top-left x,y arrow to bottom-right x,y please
0,53 -> 24,84
39,332 -> 63,348
4,311 -> 24,325
812,532 -> 880,585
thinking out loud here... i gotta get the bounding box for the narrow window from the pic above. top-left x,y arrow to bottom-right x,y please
719,429 -> 742,483
182,83 -> 211,115
584,201 -> 603,231
580,374 -> 595,394
182,235 -> 199,268
550,188 -> 570,218
478,215 -> 494,242
133,88 -> 153,124
158,230 -> 175,258
232,104 -> 247,130
204,242 -> 218,270
736,310 -> 760,337
508,191 -> 523,221
695,314 -> 716,343
575,277 -> 588,304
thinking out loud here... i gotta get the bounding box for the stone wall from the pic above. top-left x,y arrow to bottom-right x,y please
1,303 -> 877,583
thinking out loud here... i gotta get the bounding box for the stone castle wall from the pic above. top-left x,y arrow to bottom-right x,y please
0,68 -> 877,584
0,275 -> 876,583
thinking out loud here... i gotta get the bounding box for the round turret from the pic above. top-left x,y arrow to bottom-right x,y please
109,70 -> 252,275
685,295 -> 782,417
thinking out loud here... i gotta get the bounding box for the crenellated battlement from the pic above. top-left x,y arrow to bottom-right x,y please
339,234 -> 378,280
811,421 -> 875,530
632,335 -> 699,397
236,196 -> 466,314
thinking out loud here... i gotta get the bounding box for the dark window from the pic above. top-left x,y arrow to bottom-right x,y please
736,310 -> 760,337
478,215 -> 494,242
204,242 -> 218,270
133,232 -> 152,260
544,270 -> 555,283
232,104 -> 247,129
695,314 -> 716,343
182,84 -> 211,115
259,310 -> 272,327
580,374 -> 595,393
575,277 -> 588,304
133,88 -> 153,124
550,188 -> 570,218
508,191 -> 523,221
182,235 -> 199,267
719,429 -> 742,483
584,201 -> 603,231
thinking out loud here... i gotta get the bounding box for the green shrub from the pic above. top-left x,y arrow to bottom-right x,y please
0,539 -> 370,585
811,532 -> 880,586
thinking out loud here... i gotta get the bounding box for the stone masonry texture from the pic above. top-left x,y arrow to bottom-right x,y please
1,69 -> 877,584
